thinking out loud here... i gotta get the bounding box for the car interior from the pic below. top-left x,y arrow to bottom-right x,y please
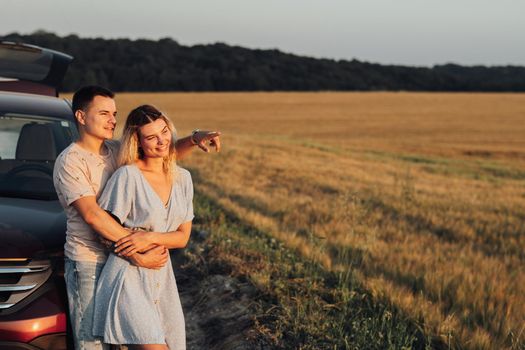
0,117 -> 75,200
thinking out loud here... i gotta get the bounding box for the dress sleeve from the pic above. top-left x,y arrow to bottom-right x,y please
183,170 -> 194,223
54,152 -> 96,206
98,166 -> 135,225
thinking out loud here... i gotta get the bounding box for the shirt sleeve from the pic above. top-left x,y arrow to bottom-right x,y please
183,169 -> 194,222
54,153 -> 96,206
98,166 -> 135,226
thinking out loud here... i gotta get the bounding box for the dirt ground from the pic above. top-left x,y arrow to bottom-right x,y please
171,230 -> 265,350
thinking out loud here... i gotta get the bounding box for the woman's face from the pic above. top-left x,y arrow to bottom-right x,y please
137,118 -> 172,158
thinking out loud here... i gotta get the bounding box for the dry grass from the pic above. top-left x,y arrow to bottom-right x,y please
69,92 -> 525,349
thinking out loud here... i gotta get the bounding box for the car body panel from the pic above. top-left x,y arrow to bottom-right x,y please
0,285 -> 67,342
0,92 -> 74,120
0,198 -> 66,259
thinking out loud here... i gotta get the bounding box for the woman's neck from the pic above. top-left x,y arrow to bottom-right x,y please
136,157 -> 164,173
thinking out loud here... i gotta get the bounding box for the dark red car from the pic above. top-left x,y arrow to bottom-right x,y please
0,41 -> 76,350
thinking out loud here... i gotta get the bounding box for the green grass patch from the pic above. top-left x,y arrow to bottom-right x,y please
258,134 -> 346,155
192,189 -> 438,349
362,150 -> 448,166
298,140 -> 344,155
363,150 -> 525,181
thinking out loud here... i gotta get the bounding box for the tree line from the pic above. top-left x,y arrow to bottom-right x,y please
2,31 -> 525,92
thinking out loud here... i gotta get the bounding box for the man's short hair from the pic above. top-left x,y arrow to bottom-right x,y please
71,86 -> 115,114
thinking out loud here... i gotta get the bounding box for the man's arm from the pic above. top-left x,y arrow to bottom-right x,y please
72,196 -> 167,268
72,196 -> 131,242
175,130 -> 221,160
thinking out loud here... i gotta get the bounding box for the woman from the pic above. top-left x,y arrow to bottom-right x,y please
92,105 -> 193,350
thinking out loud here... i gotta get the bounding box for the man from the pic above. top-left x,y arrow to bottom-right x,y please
53,86 -> 220,349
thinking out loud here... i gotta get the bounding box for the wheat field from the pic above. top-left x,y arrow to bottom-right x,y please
74,92 -> 525,349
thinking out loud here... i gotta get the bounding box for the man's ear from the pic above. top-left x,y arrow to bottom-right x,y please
75,110 -> 86,126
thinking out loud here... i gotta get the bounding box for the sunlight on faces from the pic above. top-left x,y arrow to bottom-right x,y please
79,95 -> 117,140
137,118 -> 172,158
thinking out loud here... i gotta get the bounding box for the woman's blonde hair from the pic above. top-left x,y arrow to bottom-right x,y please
118,105 -> 178,177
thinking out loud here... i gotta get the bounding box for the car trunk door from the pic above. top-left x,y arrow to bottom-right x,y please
0,42 -> 73,97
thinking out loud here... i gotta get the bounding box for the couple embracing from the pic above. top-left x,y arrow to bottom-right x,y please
53,86 -> 221,350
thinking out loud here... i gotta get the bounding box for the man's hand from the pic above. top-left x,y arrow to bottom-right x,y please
192,130 -> 221,153
115,230 -> 155,257
128,245 -> 168,270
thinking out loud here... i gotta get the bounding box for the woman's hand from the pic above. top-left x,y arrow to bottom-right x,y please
114,230 -> 156,257
128,245 -> 168,270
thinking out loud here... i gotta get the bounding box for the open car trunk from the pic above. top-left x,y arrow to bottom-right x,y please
0,41 -> 73,96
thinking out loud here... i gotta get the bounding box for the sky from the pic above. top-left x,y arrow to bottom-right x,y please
2,0 -> 524,67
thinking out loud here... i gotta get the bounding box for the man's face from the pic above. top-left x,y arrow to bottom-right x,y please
77,95 -> 117,140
